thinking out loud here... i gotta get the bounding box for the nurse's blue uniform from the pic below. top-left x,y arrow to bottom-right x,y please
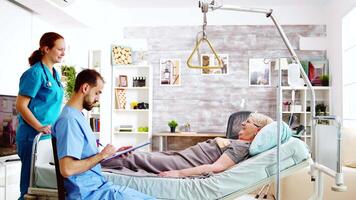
16,61 -> 63,199
53,106 -> 155,200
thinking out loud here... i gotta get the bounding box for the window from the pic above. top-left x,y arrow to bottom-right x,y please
342,7 -> 356,127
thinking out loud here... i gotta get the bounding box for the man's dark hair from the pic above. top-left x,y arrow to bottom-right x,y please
74,69 -> 105,92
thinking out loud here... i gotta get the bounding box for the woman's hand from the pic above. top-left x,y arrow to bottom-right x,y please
158,170 -> 181,178
37,125 -> 52,134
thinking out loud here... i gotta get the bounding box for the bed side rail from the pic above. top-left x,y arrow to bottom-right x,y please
310,115 -> 347,200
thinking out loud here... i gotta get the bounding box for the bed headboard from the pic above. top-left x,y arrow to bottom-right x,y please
225,111 -> 251,139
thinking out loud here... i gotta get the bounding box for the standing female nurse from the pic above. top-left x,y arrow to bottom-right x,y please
16,32 -> 65,199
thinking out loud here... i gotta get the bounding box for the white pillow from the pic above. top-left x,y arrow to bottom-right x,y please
249,121 -> 292,156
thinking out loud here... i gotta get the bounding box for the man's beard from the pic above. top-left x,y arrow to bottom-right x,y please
83,96 -> 96,111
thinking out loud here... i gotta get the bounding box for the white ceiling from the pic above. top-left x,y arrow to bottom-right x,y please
9,0 -> 332,29
9,0 -> 87,28
103,0 -> 331,8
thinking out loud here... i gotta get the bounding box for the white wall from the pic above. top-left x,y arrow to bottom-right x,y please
0,0 -> 72,96
0,0 -> 32,96
0,0 -> 123,146
341,7 -> 356,127
325,0 -> 356,119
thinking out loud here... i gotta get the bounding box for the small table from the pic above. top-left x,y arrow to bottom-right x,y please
153,132 -> 225,151
0,154 -> 21,200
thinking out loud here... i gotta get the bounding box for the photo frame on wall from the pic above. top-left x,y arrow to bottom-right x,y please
118,75 -> 128,87
0,95 -> 18,157
249,58 -> 271,86
201,54 -> 228,75
160,59 -> 181,86
308,60 -> 328,86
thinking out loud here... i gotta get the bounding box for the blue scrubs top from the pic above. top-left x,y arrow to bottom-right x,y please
16,61 -> 63,142
53,106 -> 155,200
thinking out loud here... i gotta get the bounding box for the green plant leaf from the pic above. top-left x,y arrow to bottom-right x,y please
61,65 -> 76,99
168,120 -> 178,128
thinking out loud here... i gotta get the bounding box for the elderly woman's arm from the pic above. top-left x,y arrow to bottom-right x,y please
159,154 -> 235,177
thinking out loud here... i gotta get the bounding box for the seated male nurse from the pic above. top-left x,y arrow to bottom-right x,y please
52,69 -> 155,200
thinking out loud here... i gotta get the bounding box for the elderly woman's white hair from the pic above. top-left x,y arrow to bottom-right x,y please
249,113 -> 273,128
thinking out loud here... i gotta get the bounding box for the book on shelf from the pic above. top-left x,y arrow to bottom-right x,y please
118,125 -> 133,132
90,117 -> 100,132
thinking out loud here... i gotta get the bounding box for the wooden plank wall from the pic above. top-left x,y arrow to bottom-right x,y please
124,25 -> 327,134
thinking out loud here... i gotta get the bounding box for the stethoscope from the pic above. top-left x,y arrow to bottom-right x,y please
40,61 -> 62,88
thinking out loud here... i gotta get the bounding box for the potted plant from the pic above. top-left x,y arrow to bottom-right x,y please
168,120 -> 178,133
315,103 -> 327,115
315,103 -> 329,125
320,74 -> 329,86
61,65 -> 76,99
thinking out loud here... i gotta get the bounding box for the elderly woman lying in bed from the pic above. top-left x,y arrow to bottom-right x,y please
101,113 -> 273,178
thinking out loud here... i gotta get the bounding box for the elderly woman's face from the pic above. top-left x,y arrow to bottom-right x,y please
238,117 -> 261,141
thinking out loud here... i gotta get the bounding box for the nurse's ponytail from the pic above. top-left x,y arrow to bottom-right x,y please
28,32 -> 64,66
28,49 -> 43,66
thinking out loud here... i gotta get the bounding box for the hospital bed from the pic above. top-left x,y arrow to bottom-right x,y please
27,132 -> 310,200
103,137 -> 310,200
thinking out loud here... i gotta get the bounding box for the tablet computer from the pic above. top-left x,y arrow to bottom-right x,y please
102,142 -> 150,162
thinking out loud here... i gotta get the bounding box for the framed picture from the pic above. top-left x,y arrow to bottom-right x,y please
0,95 -> 18,156
249,58 -> 271,86
118,75 -> 128,87
160,58 -> 181,86
88,50 -> 102,68
201,54 -> 228,75
308,60 -> 328,86
111,45 -> 132,65
115,89 -> 126,109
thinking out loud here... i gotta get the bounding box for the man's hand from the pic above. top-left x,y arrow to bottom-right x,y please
117,146 -> 133,158
60,145 -> 116,178
99,144 -> 117,159
117,146 -> 132,152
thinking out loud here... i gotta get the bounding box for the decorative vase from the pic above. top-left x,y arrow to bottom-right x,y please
170,127 -> 176,133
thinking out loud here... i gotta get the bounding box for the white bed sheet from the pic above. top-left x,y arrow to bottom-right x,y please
104,137 -> 310,200
34,163 -> 57,189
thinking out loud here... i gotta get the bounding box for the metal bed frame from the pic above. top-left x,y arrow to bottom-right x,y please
25,133 -> 58,200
